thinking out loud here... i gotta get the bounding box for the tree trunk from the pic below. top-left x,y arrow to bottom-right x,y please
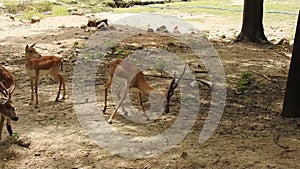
282,10 -> 300,117
236,0 -> 268,43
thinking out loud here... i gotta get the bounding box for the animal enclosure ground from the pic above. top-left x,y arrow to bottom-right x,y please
0,12 -> 299,169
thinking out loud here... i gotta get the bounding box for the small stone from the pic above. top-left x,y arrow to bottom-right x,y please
156,25 -> 167,32
58,25 -> 66,28
35,153 -> 41,156
80,24 -> 87,29
17,135 -> 31,148
147,28 -> 154,32
80,36 -> 89,39
30,16 -> 40,24
181,151 -> 188,159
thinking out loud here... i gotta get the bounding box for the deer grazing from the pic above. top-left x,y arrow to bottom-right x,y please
25,43 -> 65,107
0,64 -> 18,141
103,58 -> 185,124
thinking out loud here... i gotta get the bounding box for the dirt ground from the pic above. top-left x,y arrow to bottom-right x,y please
0,10 -> 299,169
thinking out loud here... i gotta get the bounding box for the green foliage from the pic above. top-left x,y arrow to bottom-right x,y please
52,6 -> 69,16
34,1 -> 53,12
23,8 -> 44,20
73,41 -> 85,49
115,48 -> 129,58
5,0 -> 18,13
11,132 -> 20,139
202,31 -> 210,38
155,60 -> 166,76
237,71 -> 252,91
4,0 -> 52,14
4,0 -> 29,14
221,34 -> 226,39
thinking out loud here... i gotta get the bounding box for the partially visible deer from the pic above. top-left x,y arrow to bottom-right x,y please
0,64 -> 15,99
25,43 -> 66,107
103,58 -> 185,124
0,65 -> 18,141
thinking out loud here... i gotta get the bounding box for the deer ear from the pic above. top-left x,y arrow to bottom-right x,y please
26,44 -> 29,49
0,97 -> 8,105
30,43 -> 36,48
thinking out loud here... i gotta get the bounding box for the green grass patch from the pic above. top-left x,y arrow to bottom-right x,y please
237,71 -> 252,91
22,8 -> 45,19
52,6 -> 69,16
184,17 -> 204,22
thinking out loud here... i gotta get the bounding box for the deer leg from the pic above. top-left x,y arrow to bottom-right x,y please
34,71 -> 39,108
29,77 -> 34,105
61,74 -> 66,99
57,73 -> 66,100
107,85 -> 128,124
138,91 -> 150,121
50,68 -> 65,101
6,119 -> 12,136
103,80 -> 111,113
0,115 -> 4,140
116,84 -> 128,116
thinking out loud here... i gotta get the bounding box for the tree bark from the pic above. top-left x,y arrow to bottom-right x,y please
236,0 -> 268,43
282,10 -> 300,117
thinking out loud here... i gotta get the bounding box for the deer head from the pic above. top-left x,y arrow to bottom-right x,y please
25,43 -> 42,59
0,91 -> 18,121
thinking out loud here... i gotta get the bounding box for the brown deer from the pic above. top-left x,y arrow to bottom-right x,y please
0,65 -> 18,141
0,64 -> 15,99
25,43 -> 65,108
103,58 -> 185,124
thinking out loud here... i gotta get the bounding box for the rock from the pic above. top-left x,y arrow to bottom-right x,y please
161,29 -> 169,33
181,151 -> 188,159
17,135 -> 31,148
80,36 -> 89,39
6,14 -> 15,20
69,0 -> 78,4
87,17 -> 108,27
80,24 -> 87,29
30,16 -> 40,24
147,28 -> 154,32
156,25 -> 167,32
58,25 -> 66,28
173,26 -> 180,34
71,10 -> 84,16
67,7 -> 77,12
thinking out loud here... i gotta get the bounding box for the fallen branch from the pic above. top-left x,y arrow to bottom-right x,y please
249,70 -> 277,83
273,135 -> 289,149
145,75 -> 211,88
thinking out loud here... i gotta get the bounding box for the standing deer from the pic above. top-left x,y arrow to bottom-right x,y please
103,58 -> 185,124
25,43 -> 65,108
0,65 -> 18,141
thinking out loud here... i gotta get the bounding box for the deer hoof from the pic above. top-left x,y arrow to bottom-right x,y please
108,119 -> 113,124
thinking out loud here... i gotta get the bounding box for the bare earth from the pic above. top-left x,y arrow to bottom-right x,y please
0,11 -> 299,169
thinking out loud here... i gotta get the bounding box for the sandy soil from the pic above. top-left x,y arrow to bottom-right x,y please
0,10 -> 299,169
